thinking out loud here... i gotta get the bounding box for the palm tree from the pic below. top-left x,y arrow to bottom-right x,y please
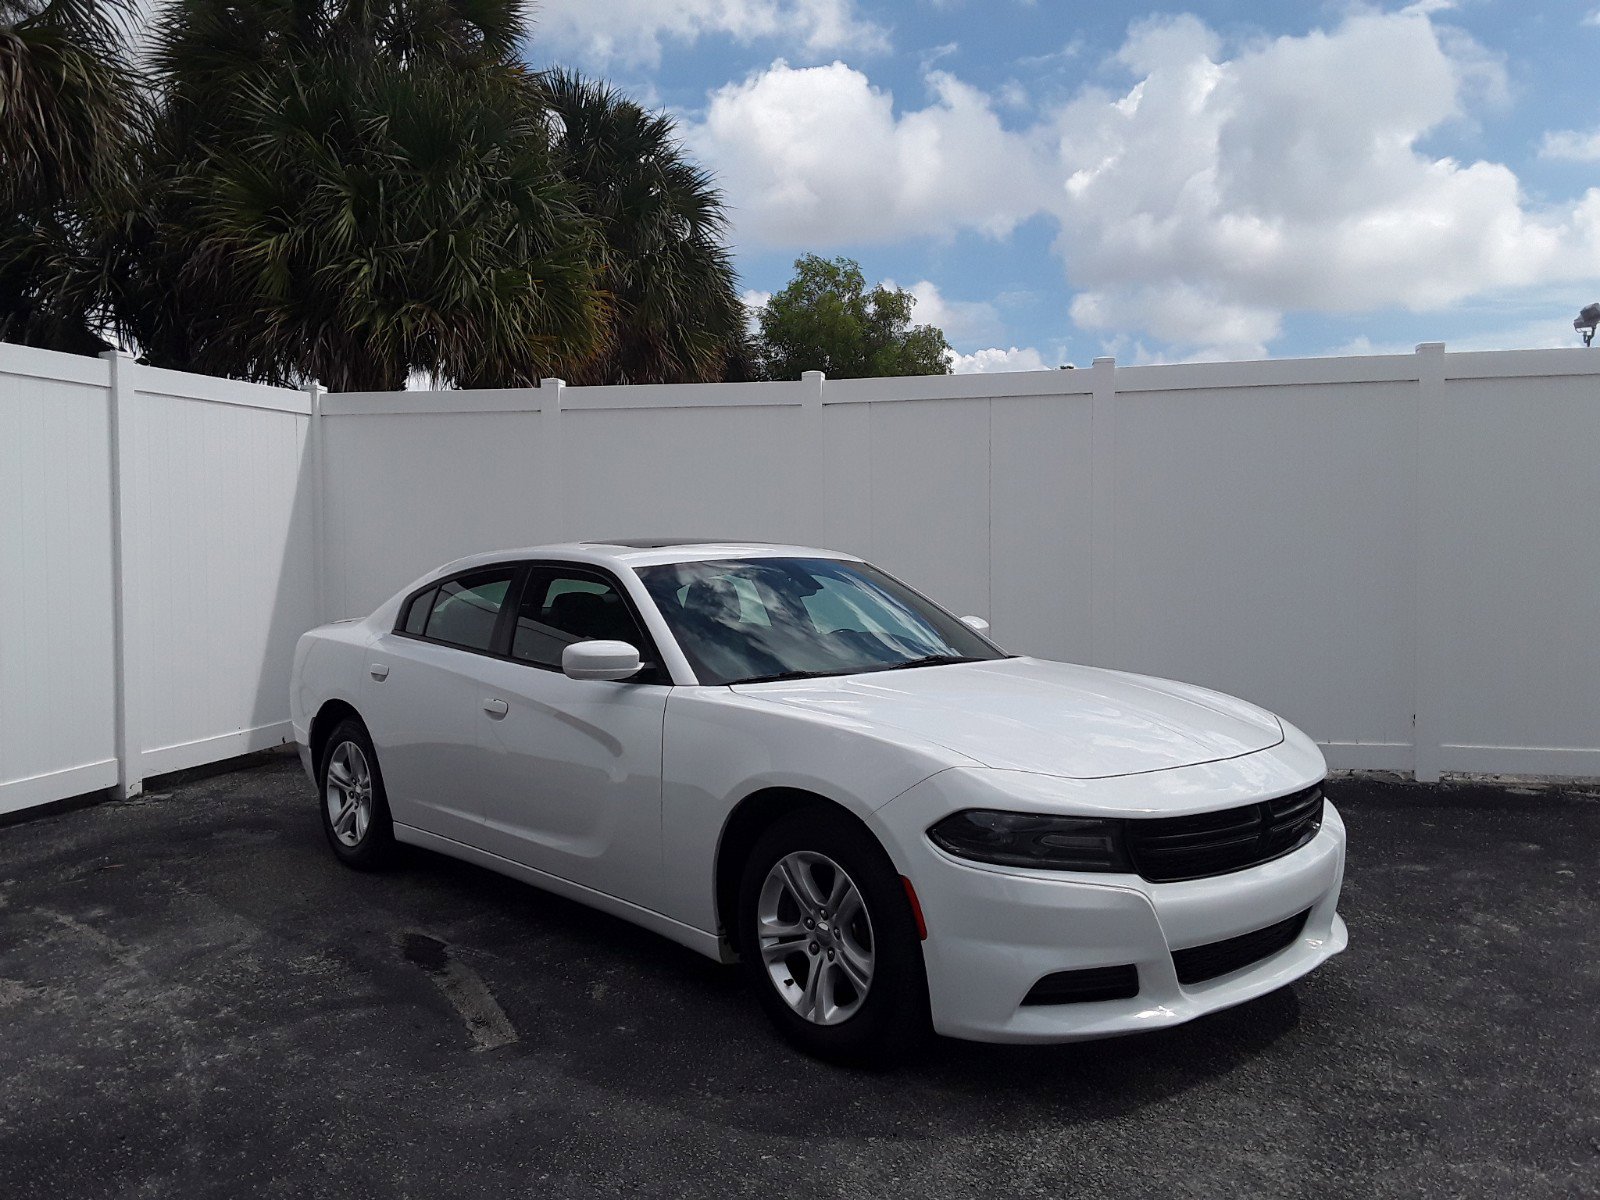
0,0 -> 142,351
540,70 -> 746,385
119,0 -> 607,390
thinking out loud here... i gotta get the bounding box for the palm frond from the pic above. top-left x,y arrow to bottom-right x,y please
536,69 -> 744,384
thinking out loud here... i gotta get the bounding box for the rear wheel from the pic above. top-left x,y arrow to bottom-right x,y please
318,718 -> 396,870
737,807 -> 930,1064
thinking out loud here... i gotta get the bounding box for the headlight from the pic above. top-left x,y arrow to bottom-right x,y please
927,810 -> 1131,872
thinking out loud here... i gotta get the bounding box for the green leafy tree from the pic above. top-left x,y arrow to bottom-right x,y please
117,0 -> 607,391
540,69 -> 745,385
752,254 -> 952,380
0,0 -> 143,352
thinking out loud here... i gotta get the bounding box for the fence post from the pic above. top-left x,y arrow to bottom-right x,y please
802,370 -> 826,544
305,381 -> 327,623
1412,342 -> 1446,783
540,378 -> 566,540
102,349 -> 142,800
1089,356 -> 1118,669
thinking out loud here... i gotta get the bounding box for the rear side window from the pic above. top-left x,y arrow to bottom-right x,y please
402,588 -> 435,635
413,570 -> 515,652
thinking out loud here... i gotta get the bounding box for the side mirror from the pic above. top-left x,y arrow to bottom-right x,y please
562,640 -> 642,682
959,615 -> 990,635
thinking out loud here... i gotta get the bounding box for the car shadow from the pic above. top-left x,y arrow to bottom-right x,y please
368,842 -> 1307,1141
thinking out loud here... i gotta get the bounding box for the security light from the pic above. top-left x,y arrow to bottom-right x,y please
1575,302 -> 1600,346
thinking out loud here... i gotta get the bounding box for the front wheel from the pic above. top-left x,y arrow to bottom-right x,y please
737,808 -> 930,1064
317,717 -> 396,870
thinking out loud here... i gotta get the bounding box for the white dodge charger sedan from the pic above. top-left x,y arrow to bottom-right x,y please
291,540 -> 1346,1062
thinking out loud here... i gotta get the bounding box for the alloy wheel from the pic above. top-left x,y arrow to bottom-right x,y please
325,740 -> 373,848
756,850 -> 876,1025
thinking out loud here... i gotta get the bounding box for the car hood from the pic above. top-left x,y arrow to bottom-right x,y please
730,657 -> 1283,779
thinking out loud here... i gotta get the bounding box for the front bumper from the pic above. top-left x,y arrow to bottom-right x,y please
871,779 -> 1348,1044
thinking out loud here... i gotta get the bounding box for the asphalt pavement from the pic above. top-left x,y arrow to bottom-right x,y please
0,758 -> 1595,1198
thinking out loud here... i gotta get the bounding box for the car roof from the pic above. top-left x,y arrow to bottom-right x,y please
432,540 -> 861,575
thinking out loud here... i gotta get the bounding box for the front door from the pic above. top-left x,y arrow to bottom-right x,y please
471,565 -> 671,910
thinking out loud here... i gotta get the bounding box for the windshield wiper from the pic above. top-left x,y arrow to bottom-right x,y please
875,654 -> 987,672
729,656 -> 985,684
728,668 -> 851,684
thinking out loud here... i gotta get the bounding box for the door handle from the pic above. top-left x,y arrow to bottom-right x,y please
482,698 -> 508,718
370,663 -> 390,680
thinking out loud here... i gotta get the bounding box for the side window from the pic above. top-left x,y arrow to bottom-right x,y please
402,587 -> 435,636
512,569 -> 645,668
419,570 -> 514,652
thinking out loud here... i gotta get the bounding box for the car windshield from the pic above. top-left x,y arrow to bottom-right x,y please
635,557 -> 1006,685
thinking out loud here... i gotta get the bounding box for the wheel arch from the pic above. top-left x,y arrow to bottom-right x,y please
713,786 -> 884,946
308,699 -> 363,774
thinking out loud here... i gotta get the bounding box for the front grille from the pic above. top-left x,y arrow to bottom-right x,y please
1171,909 -> 1311,985
1125,784 -> 1324,883
1021,964 -> 1140,1006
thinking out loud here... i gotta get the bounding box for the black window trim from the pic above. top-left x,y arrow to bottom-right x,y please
507,560 -> 669,684
392,561 -> 528,660
391,558 -> 669,685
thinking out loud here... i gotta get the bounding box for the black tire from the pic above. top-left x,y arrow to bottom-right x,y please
317,717 -> 396,870
737,806 -> 931,1065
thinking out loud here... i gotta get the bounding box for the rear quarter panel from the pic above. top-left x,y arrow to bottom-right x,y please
290,621 -> 375,750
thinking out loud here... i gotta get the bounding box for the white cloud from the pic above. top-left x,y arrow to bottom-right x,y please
1585,9 -> 1600,27
1069,287 -> 1280,361
1044,9 -> 1600,355
1014,38 -> 1086,70
1332,319 -> 1581,356
531,0 -> 887,67
1539,128 -> 1600,162
899,280 -> 1005,343
739,288 -> 771,338
691,8 -> 1600,358
686,61 -> 1050,245
946,346 -> 1053,373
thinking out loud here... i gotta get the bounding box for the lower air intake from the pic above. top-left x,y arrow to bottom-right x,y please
1171,909 -> 1311,985
1021,964 -> 1140,1006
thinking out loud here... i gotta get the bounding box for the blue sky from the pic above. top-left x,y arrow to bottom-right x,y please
524,1 -> 1600,369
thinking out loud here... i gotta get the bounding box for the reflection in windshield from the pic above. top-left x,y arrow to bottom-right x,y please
635,557 -> 1005,685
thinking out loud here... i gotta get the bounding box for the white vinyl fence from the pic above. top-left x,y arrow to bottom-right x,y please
1,345 -> 317,815
5,340 -> 1599,817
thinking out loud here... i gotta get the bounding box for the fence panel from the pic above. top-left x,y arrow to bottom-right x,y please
124,371 -> 314,777
562,401 -> 818,549
1424,360 -> 1600,776
860,397 -> 994,621
319,393 -> 550,617
987,392 -> 1096,666
0,347 -> 118,813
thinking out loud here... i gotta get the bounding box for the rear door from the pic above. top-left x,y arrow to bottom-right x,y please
469,563 -> 671,909
360,565 -> 521,845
